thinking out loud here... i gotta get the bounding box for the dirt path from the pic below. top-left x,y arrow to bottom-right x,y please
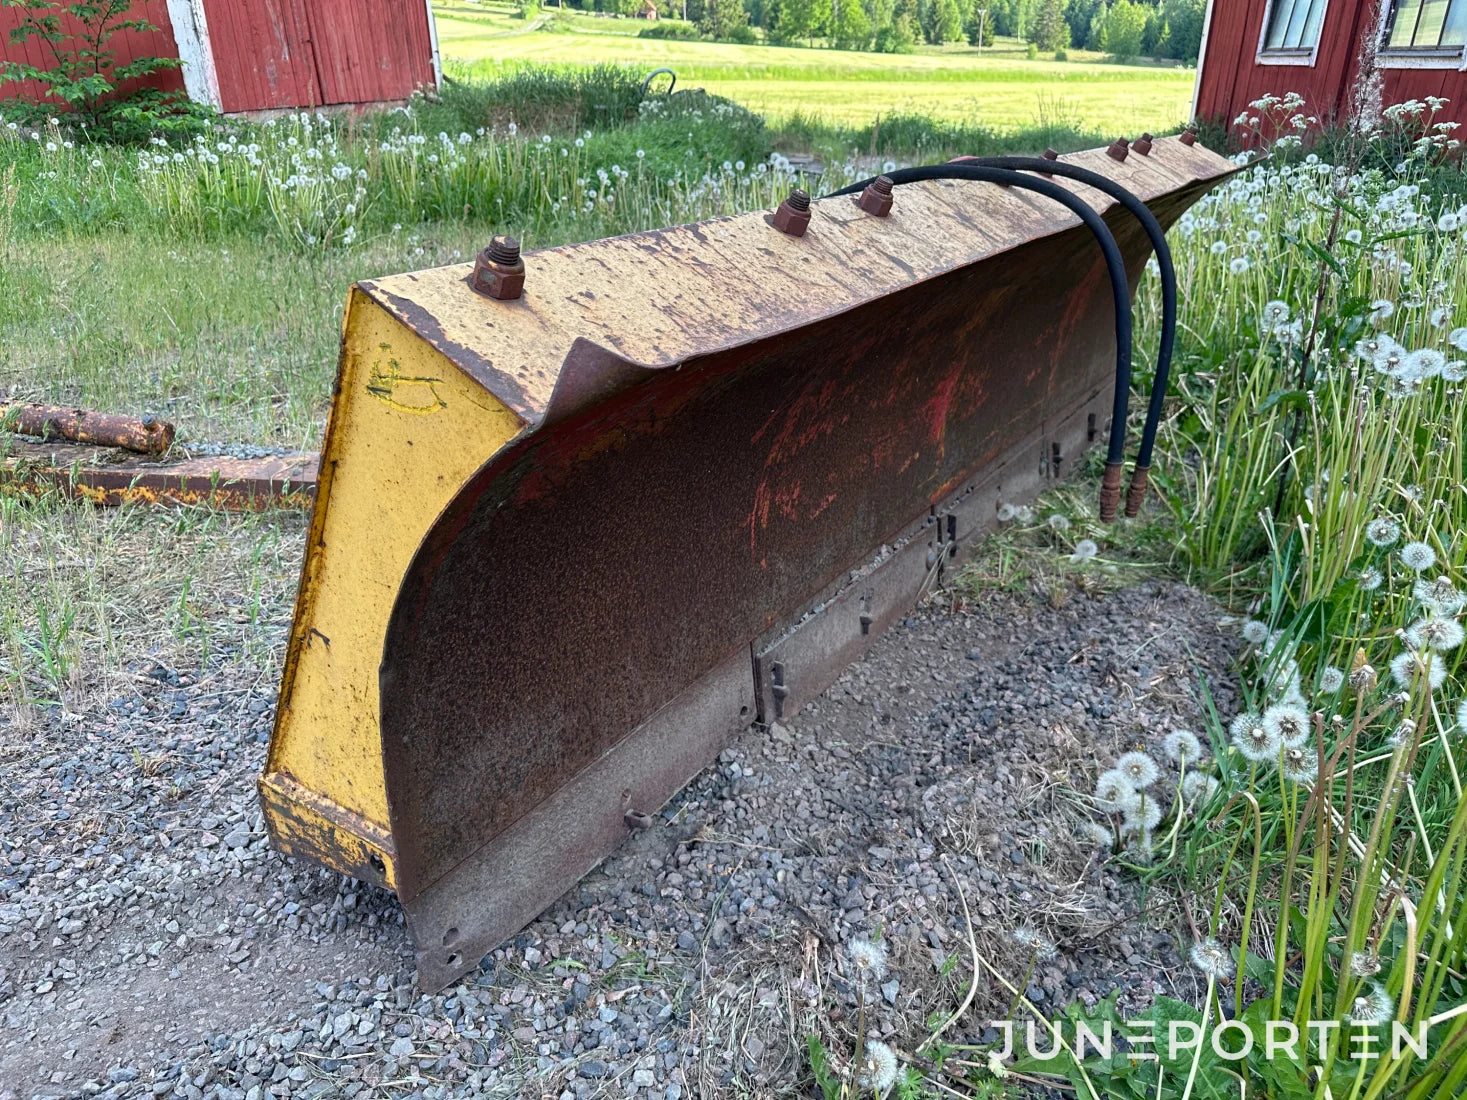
0,577 -> 1237,1100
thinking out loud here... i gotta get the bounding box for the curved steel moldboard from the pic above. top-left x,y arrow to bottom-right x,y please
376,163 -> 1231,989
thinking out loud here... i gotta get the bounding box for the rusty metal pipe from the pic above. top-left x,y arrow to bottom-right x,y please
826,164 -> 1133,521
0,403 -> 175,455
961,156 -> 1178,517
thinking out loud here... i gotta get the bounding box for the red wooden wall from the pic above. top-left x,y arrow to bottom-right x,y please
1197,0 -> 1467,131
200,0 -> 436,113
2,0 -> 433,115
0,0 -> 183,107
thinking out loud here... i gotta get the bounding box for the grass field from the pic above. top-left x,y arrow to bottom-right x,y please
434,1 -> 1197,133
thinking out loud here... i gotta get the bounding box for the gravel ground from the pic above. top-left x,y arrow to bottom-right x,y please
0,576 -> 1238,1100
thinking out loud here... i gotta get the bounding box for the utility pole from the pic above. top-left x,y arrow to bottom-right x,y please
976,7 -> 986,52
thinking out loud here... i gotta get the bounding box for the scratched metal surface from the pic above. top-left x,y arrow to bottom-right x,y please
357,140 -> 1232,428
374,143 -> 1235,906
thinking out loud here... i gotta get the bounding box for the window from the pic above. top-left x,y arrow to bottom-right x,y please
1260,0 -> 1329,55
1382,0 -> 1467,52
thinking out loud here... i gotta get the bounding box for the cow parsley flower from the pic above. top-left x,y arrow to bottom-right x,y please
1365,517 -> 1400,547
1190,937 -> 1232,980
858,1040 -> 900,1092
1163,729 -> 1203,764
1390,649 -> 1447,690
1116,751 -> 1160,788
1231,712 -> 1280,762
1400,542 -> 1437,572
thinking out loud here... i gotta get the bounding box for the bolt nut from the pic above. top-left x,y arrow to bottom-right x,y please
772,189 -> 812,237
1180,125 -> 1198,147
470,235 -> 525,300
858,175 -> 894,217
1107,138 -> 1129,162
1132,133 -> 1153,156
1039,147 -> 1060,177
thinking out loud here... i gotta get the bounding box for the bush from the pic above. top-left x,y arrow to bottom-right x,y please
433,63 -> 646,133
0,0 -> 215,143
1054,48 -> 1068,60
1026,42 -> 1039,59
638,20 -> 700,37
723,22 -> 758,42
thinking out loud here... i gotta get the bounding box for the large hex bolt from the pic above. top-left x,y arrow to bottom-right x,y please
470,235 -> 526,300
1039,146 -> 1060,177
1132,132 -> 1154,156
1107,138 -> 1130,162
1179,124 -> 1198,147
772,188 -> 812,237
858,175 -> 894,217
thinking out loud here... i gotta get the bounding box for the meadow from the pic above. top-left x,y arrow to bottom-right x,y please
433,0 -> 1196,132
3,56 -> 1467,1098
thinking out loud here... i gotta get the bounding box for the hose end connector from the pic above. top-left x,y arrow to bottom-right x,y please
1124,465 -> 1151,518
1099,461 -> 1124,522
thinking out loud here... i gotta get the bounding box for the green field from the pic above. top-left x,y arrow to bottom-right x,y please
433,2 -> 1196,133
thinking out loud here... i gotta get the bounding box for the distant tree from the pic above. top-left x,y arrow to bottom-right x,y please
963,0 -> 995,44
1140,5 -> 1161,54
1156,0 -> 1204,60
917,0 -> 961,41
989,0 -> 1036,37
1064,0 -> 1100,47
700,0 -> 750,37
1027,0 -> 1069,49
830,0 -> 874,47
1097,0 -> 1147,59
766,0 -> 830,43
873,9 -> 916,48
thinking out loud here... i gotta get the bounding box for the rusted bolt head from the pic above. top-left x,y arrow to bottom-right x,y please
1132,133 -> 1154,156
470,234 -> 526,300
1041,147 -> 1060,161
772,188 -> 812,237
1180,124 -> 1198,147
858,175 -> 894,217
1107,138 -> 1129,162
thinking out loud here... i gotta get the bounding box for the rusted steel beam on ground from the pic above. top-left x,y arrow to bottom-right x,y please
0,439 -> 317,510
1,404 -> 176,455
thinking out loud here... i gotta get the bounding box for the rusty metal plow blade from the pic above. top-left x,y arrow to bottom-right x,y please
259,138 -> 1236,990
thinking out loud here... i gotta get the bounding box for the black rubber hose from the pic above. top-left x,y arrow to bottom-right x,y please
825,164 -> 1133,521
964,156 -> 1175,517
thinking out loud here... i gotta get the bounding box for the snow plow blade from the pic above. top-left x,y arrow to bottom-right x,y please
260,137 -> 1236,990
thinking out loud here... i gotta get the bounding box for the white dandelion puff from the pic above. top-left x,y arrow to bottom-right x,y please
848,937 -> 888,982
1262,703 -> 1311,748
1390,649 -> 1447,691
1116,751 -> 1161,788
996,502 -> 1018,522
1011,924 -> 1058,961
1190,937 -> 1232,980
1121,796 -> 1163,835
1456,698 -> 1467,730
1070,539 -> 1099,563
1365,517 -> 1400,547
1047,513 -> 1071,531
1368,298 -> 1396,324
1242,620 -> 1271,644
1404,617 -> 1464,652
1163,729 -> 1204,764
1360,566 -> 1384,592
1450,327 -> 1467,352
1349,950 -> 1382,978
1231,712 -> 1280,762
1400,542 -> 1437,572
1346,983 -> 1394,1026
1181,771 -> 1219,805
858,1040 -> 900,1093
1094,768 -> 1139,812
1319,666 -> 1346,693
1079,820 -> 1114,847
1229,256 -> 1250,275
1414,577 -> 1465,615
1261,300 -> 1291,326
1281,746 -> 1318,784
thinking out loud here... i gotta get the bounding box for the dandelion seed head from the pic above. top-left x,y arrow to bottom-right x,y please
848,937 -> 888,981
1346,983 -> 1394,1026
1319,666 -> 1346,693
1281,746 -> 1318,783
1181,770 -> 1219,806
1094,768 -> 1138,811
1456,698 -> 1467,730
1229,256 -> 1250,275
1450,326 -> 1467,352
1349,950 -> 1382,978
1241,619 -> 1271,644
1116,751 -> 1161,788
1011,924 -> 1059,961
1369,298 -> 1396,324
1390,719 -> 1417,748
1163,729 -> 1204,764
1121,796 -> 1162,835
858,1040 -> 900,1092
996,502 -> 1017,522
1359,566 -> 1383,592
1079,820 -> 1114,847
1365,517 -> 1400,547
1047,513 -> 1071,531
1070,538 -> 1099,564
1404,616 -> 1464,652
1263,703 -> 1311,748
1400,542 -> 1437,572
1390,649 -> 1447,690
1231,712 -> 1280,762
1190,937 -> 1232,980
1414,576 -> 1465,615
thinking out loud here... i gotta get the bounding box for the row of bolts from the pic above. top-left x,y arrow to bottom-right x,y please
469,127 -> 1196,302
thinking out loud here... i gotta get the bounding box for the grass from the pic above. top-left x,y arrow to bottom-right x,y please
435,2 -> 1195,132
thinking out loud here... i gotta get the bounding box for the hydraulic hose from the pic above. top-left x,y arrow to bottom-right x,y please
825,164 -> 1133,521
959,155 -> 1175,517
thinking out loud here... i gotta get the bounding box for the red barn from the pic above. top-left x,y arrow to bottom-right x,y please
1194,0 -> 1467,129
2,0 -> 441,115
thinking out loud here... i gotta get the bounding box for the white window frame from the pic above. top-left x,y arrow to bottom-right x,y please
1255,0 -> 1330,66
1377,0 -> 1467,68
